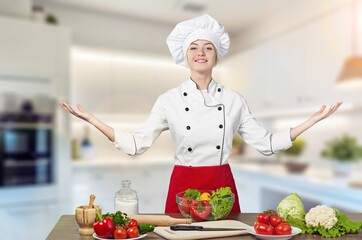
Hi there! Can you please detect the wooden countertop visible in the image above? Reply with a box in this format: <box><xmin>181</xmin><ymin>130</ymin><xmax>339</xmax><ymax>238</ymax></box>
<box><xmin>46</xmin><ymin>213</ymin><xmax>362</xmax><ymax>239</ymax></box>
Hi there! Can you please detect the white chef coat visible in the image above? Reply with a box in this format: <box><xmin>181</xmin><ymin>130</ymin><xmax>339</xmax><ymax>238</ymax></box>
<box><xmin>113</xmin><ymin>78</ymin><xmax>292</xmax><ymax>166</ymax></box>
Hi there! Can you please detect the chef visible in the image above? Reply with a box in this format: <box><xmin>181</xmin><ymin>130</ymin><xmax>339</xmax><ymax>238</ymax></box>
<box><xmin>59</xmin><ymin>14</ymin><xmax>342</xmax><ymax>213</ymax></box>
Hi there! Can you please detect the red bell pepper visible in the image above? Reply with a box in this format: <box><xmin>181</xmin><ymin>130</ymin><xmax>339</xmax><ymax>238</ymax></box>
<box><xmin>190</xmin><ymin>200</ymin><xmax>211</xmax><ymax>221</ymax></box>
<box><xmin>94</xmin><ymin>211</ymin><xmax>115</xmax><ymax>238</ymax></box>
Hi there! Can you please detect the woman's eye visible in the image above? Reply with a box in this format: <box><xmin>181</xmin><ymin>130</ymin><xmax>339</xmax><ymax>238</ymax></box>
<box><xmin>190</xmin><ymin>47</ymin><xmax>197</xmax><ymax>50</ymax></box>
<box><xmin>206</xmin><ymin>47</ymin><xmax>214</xmax><ymax>51</ymax></box>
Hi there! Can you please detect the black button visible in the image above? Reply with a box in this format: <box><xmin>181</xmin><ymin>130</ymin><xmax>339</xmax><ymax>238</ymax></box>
<box><xmin>217</xmin><ymin>88</ymin><xmax>221</xmax><ymax>92</ymax></box>
<box><xmin>183</xmin><ymin>92</ymin><xmax>188</xmax><ymax>96</ymax></box>
<box><xmin>186</xmin><ymin>126</ymin><xmax>191</xmax><ymax>130</ymax></box>
<box><xmin>188</xmin><ymin>147</ymin><xmax>192</xmax><ymax>152</ymax></box>
<box><xmin>216</xmin><ymin>145</ymin><xmax>221</xmax><ymax>150</ymax></box>
<box><xmin>219</xmin><ymin>124</ymin><xmax>223</xmax><ymax>129</ymax></box>
<box><xmin>218</xmin><ymin>106</ymin><xmax>222</xmax><ymax>111</ymax></box>
<box><xmin>185</xmin><ymin>107</ymin><xmax>189</xmax><ymax>111</ymax></box>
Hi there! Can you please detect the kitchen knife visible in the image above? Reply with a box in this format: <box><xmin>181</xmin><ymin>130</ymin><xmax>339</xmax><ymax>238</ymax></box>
<box><xmin>170</xmin><ymin>225</ymin><xmax>246</xmax><ymax>231</ymax></box>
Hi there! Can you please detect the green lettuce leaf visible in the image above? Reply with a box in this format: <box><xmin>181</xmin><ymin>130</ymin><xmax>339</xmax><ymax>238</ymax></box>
<box><xmin>286</xmin><ymin>209</ymin><xmax>362</xmax><ymax>238</ymax></box>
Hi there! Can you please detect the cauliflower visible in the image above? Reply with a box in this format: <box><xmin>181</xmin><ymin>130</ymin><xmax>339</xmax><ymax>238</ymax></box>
<box><xmin>305</xmin><ymin>205</ymin><xmax>338</xmax><ymax>229</ymax></box>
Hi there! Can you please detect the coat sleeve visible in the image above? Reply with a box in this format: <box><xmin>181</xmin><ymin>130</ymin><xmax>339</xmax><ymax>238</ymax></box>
<box><xmin>237</xmin><ymin>96</ymin><xmax>292</xmax><ymax>155</ymax></box>
<box><xmin>112</xmin><ymin>95</ymin><xmax>169</xmax><ymax>155</ymax></box>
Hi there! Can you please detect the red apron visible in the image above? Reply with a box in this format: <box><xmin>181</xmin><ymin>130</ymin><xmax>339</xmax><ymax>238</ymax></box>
<box><xmin>165</xmin><ymin>164</ymin><xmax>241</xmax><ymax>213</ymax></box>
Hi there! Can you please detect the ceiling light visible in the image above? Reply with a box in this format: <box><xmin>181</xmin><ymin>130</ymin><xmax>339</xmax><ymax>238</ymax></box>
<box><xmin>336</xmin><ymin>0</ymin><xmax>362</xmax><ymax>87</ymax></box>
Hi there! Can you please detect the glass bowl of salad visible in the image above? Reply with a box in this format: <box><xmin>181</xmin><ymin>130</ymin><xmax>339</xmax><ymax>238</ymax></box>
<box><xmin>176</xmin><ymin>187</ymin><xmax>235</xmax><ymax>221</ymax></box>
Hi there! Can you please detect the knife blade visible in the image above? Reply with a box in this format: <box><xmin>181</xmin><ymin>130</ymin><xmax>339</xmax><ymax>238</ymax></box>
<box><xmin>170</xmin><ymin>225</ymin><xmax>246</xmax><ymax>231</ymax></box>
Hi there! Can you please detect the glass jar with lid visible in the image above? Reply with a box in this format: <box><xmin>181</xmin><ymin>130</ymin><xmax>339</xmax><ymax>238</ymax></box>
<box><xmin>114</xmin><ymin>179</ymin><xmax>139</xmax><ymax>215</ymax></box>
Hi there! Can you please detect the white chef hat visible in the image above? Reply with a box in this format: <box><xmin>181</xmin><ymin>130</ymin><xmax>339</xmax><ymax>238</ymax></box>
<box><xmin>166</xmin><ymin>14</ymin><xmax>230</xmax><ymax>67</ymax></box>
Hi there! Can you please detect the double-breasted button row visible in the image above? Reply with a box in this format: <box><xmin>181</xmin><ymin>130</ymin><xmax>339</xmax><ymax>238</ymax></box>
<box><xmin>188</xmin><ymin>145</ymin><xmax>221</xmax><ymax>152</ymax></box>
<box><xmin>186</xmin><ymin>124</ymin><xmax>221</xmax><ymax>130</ymax></box>
<box><xmin>184</xmin><ymin>106</ymin><xmax>222</xmax><ymax>113</ymax></box>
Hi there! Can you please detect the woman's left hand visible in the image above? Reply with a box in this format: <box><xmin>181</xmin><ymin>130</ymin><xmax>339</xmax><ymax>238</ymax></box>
<box><xmin>290</xmin><ymin>101</ymin><xmax>343</xmax><ymax>141</ymax></box>
<box><xmin>310</xmin><ymin>101</ymin><xmax>343</xmax><ymax>123</ymax></box>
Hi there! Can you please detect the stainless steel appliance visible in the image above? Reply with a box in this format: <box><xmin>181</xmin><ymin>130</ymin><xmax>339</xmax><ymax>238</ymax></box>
<box><xmin>0</xmin><ymin>98</ymin><xmax>54</xmax><ymax>187</ymax></box>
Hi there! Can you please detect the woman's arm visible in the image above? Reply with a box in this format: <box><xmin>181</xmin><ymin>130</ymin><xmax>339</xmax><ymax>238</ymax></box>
<box><xmin>59</xmin><ymin>102</ymin><xmax>115</xmax><ymax>142</ymax></box>
<box><xmin>290</xmin><ymin>101</ymin><xmax>343</xmax><ymax>141</ymax></box>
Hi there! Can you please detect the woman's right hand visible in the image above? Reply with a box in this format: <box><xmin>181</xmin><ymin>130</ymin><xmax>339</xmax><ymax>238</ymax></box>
<box><xmin>59</xmin><ymin>102</ymin><xmax>93</xmax><ymax>122</ymax></box>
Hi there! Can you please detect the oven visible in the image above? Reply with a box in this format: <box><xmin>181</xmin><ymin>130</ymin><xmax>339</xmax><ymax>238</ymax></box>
<box><xmin>0</xmin><ymin>102</ymin><xmax>54</xmax><ymax>187</ymax></box>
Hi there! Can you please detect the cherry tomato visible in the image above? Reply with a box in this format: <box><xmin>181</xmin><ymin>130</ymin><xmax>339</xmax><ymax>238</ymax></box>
<box><xmin>113</xmin><ymin>227</ymin><xmax>127</xmax><ymax>239</ymax></box>
<box><xmin>269</xmin><ymin>215</ymin><xmax>284</xmax><ymax>227</ymax></box>
<box><xmin>263</xmin><ymin>209</ymin><xmax>278</xmax><ymax>216</ymax></box>
<box><xmin>125</xmin><ymin>218</ymin><xmax>138</xmax><ymax>229</ymax></box>
<box><xmin>254</xmin><ymin>222</ymin><xmax>273</xmax><ymax>235</ymax></box>
<box><xmin>127</xmin><ymin>226</ymin><xmax>140</xmax><ymax>238</ymax></box>
<box><xmin>179</xmin><ymin>197</ymin><xmax>195</xmax><ymax>214</ymax></box>
<box><xmin>256</xmin><ymin>213</ymin><xmax>270</xmax><ymax>224</ymax></box>
<box><xmin>274</xmin><ymin>222</ymin><xmax>292</xmax><ymax>235</ymax></box>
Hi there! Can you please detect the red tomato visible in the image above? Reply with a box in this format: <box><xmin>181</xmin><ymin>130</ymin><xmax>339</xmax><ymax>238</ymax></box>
<box><xmin>179</xmin><ymin>197</ymin><xmax>195</xmax><ymax>214</ymax></box>
<box><xmin>269</xmin><ymin>215</ymin><xmax>284</xmax><ymax>227</ymax></box>
<box><xmin>256</xmin><ymin>213</ymin><xmax>270</xmax><ymax>224</ymax></box>
<box><xmin>125</xmin><ymin>218</ymin><xmax>138</xmax><ymax>229</ymax></box>
<box><xmin>127</xmin><ymin>226</ymin><xmax>140</xmax><ymax>238</ymax></box>
<box><xmin>254</xmin><ymin>222</ymin><xmax>273</xmax><ymax>235</ymax></box>
<box><xmin>113</xmin><ymin>227</ymin><xmax>127</xmax><ymax>239</ymax></box>
<box><xmin>274</xmin><ymin>222</ymin><xmax>292</xmax><ymax>235</ymax></box>
<box><xmin>263</xmin><ymin>209</ymin><xmax>278</xmax><ymax>216</ymax></box>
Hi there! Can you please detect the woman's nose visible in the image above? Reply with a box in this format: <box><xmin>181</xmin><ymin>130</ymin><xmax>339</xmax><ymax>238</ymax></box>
<box><xmin>197</xmin><ymin>50</ymin><xmax>205</xmax><ymax>56</ymax></box>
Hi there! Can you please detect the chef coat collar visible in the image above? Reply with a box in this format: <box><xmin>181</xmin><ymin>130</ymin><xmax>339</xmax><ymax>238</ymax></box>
<box><xmin>186</xmin><ymin>78</ymin><xmax>217</xmax><ymax>94</ymax></box>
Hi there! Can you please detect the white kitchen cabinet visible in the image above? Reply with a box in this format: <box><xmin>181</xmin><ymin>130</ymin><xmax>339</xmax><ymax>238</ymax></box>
<box><xmin>304</xmin><ymin>7</ymin><xmax>359</xmax><ymax>106</ymax></box>
<box><xmin>0</xmin><ymin>16</ymin><xmax>70</xmax><ymax>78</ymax></box>
<box><xmin>72</xmin><ymin>162</ymin><xmax>173</xmax><ymax>214</ymax></box>
<box><xmin>72</xmin><ymin>53</ymin><xmax>114</xmax><ymax>112</ymax></box>
<box><xmin>0</xmin><ymin>201</ymin><xmax>58</xmax><ymax>240</ymax></box>
<box><xmin>224</xmin><ymin>6</ymin><xmax>357</xmax><ymax>114</ymax></box>
<box><xmin>264</xmin><ymin>29</ymin><xmax>307</xmax><ymax>110</ymax></box>
<box><xmin>234</xmin><ymin>46</ymin><xmax>270</xmax><ymax>112</ymax></box>
<box><xmin>71</xmin><ymin>48</ymin><xmax>188</xmax><ymax>114</ymax></box>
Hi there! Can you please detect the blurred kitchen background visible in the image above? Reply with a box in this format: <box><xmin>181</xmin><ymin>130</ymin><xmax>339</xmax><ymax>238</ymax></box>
<box><xmin>1</xmin><ymin>0</ymin><xmax>362</xmax><ymax>239</ymax></box>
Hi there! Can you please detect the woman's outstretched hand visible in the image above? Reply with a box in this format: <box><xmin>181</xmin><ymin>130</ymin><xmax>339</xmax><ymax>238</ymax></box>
<box><xmin>59</xmin><ymin>102</ymin><xmax>93</xmax><ymax>122</ymax></box>
<box><xmin>310</xmin><ymin>101</ymin><xmax>343</xmax><ymax>123</ymax></box>
<box><xmin>290</xmin><ymin>101</ymin><xmax>343</xmax><ymax>141</ymax></box>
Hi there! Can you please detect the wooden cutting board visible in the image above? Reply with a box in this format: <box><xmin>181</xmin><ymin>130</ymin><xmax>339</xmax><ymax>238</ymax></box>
<box><xmin>153</xmin><ymin>220</ymin><xmax>251</xmax><ymax>240</ymax></box>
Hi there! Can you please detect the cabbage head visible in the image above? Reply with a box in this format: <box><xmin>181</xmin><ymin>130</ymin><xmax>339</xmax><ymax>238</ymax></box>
<box><xmin>277</xmin><ymin>193</ymin><xmax>305</xmax><ymax>221</ymax></box>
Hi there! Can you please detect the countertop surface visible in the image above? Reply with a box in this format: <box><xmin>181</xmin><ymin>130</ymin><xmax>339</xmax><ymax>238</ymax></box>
<box><xmin>46</xmin><ymin>213</ymin><xmax>362</xmax><ymax>239</ymax></box>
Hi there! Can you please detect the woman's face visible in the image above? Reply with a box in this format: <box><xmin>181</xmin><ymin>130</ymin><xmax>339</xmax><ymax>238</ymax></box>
<box><xmin>186</xmin><ymin>40</ymin><xmax>217</xmax><ymax>73</ymax></box>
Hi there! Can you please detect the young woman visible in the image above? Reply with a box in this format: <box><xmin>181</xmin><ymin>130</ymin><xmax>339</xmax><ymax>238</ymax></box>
<box><xmin>60</xmin><ymin>14</ymin><xmax>342</xmax><ymax>213</ymax></box>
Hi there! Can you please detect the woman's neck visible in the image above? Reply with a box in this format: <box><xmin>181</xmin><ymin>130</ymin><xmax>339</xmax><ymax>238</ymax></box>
<box><xmin>190</xmin><ymin>72</ymin><xmax>212</xmax><ymax>90</ymax></box>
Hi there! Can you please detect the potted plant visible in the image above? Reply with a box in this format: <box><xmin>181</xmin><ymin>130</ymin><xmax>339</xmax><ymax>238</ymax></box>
<box><xmin>281</xmin><ymin>138</ymin><xmax>306</xmax><ymax>157</ymax></box>
<box><xmin>232</xmin><ymin>135</ymin><xmax>245</xmax><ymax>155</ymax></box>
<box><xmin>278</xmin><ymin>138</ymin><xmax>307</xmax><ymax>173</ymax></box>
<box><xmin>321</xmin><ymin>134</ymin><xmax>362</xmax><ymax>176</ymax></box>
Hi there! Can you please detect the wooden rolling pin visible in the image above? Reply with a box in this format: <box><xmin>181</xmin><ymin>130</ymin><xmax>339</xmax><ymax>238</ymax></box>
<box><xmin>129</xmin><ymin>215</ymin><xmax>192</xmax><ymax>226</ymax></box>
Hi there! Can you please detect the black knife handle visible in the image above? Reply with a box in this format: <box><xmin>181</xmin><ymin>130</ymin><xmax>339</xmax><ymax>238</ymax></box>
<box><xmin>170</xmin><ymin>225</ymin><xmax>203</xmax><ymax>231</ymax></box>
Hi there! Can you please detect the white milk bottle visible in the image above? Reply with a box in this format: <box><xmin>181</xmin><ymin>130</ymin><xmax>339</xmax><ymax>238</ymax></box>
<box><xmin>114</xmin><ymin>180</ymin><xmax>139</xmax><ymax>215</ymax></box>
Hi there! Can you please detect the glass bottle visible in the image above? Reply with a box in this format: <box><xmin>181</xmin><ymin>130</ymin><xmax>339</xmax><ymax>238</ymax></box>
<box><xmin>81</xmin><ymin>126</ymin><xmax>93</xmax><ymax>159</ymax></box>
<box><xmin>114</xmin><ymin>180</ymin><xmax>139</xmax><ymax>215</ymax></box>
